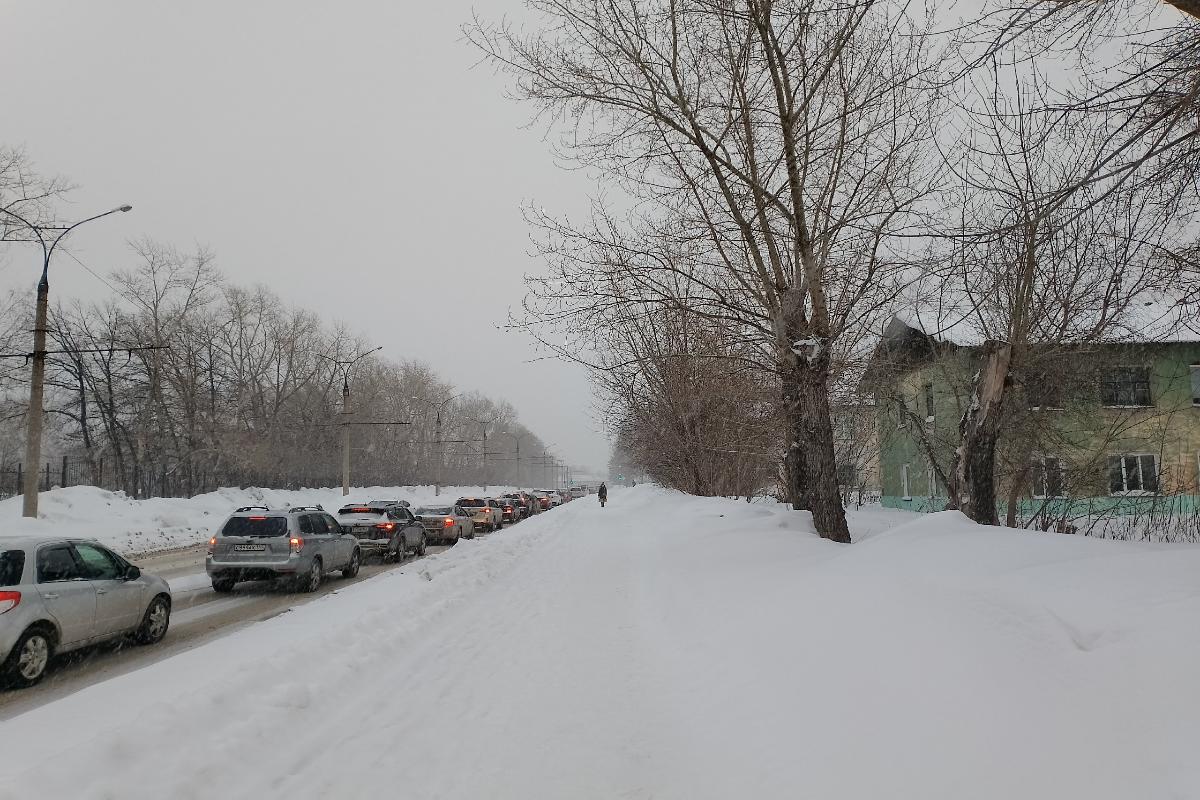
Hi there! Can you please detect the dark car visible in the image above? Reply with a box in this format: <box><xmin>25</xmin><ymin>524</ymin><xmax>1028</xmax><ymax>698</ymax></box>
<box><xmin>493</xmin><ymin>497</ymin><xmax>519</xmax><ymax>525</ymax></box>
<box><xmin>503</xmin><ymin>492</ymin><xmax>536</xmax><ymax>519</ymax></box>
<box><xmin>336</xmin><ymin>501</ymin><xmax>427</xmax><ymax>561</ymax></box>
<box><xmin>501</xmin><ymin>493</ymin><xmax>524</xmax><ymax>519</ymax></box>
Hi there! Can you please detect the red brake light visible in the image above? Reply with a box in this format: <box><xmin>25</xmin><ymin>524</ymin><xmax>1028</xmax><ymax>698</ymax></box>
<box><xmin>290</xmin><ymin>536</ymin><xmax>303</xmax><ymax>552</ymax></box>
<box><xmin>207</xmin><ymin>536</ymin><xmax>216</xmax><ymax>555</ymax></box>
<box><xmin>482</xmin><ymin>507</ymin><xmax>491</xmax><ymax>513</ymax></box>
<box><xmin>249</xmin><ymin>516</ymin><xmax>267</xmax><ymax>521</ymax></box>
<box><xmin>375</xmin><ymin>522</ymin><xmax>396</xmax><ymax>531</ymax></box>
<box><xmin>0</xmin><ymin>591</ymin><xmax>21</xmax><ymax>615</ymax></box>
<box><xmin>444</xmin><ymin>517</ymin><xmax>455</xmax><ymax>527</ymax></box>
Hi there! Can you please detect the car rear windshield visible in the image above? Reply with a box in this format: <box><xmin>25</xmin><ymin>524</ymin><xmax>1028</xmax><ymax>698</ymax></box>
<box><xmin>415</xmin><ymin>507</ymin><xmax>452</xmax><ymax>516</ymax></box>
<box><xmin>221</xmin><ymin>516</ymin><xmax>289</xmax><ymax>537</ymax></box>
<box><xmin>0</xmin><ymin>550</ymin><xmax>25</xmax><ymax>587</ymax></box>
<box><xmin>458</xmin><ymin>498</ymin><xmax>484</xmax><ymax>507</ymax></box>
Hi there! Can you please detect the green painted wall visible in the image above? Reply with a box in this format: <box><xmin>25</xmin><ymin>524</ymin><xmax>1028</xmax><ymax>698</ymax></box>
<box><xmin>874</xmin><ymin>341</ymin><xmax>1200</xmax><ymax>514</ymax></box>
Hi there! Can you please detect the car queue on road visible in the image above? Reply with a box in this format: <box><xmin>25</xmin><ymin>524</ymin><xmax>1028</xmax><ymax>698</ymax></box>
<box><xmin>1</xmin><ymin>484</ymin><xmax>594</xmax><ymax>689</ymax></box>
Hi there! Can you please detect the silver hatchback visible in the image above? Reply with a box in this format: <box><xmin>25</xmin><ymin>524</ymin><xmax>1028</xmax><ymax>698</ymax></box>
<box><xmin>206</xmin><ymin>505</ymin><xmax>361</xmax><ymax>593</ymax></box>
<box><xmin>0</xmin><ymin>536</ymin><xmax>172</xmax><ymax>688</ymax></box>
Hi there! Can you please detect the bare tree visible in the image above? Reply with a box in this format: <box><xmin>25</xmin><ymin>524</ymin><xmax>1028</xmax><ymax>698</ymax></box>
<box><xmin>468</xmin><ymin>0</ymin><xmax>946</xmax><ymax>540</ymax></box>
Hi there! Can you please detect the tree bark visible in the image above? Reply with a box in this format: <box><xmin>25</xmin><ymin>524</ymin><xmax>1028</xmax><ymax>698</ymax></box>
<box><xmin>952</xmin><ymin>343</ymin><xmax>1012</xmax><ymax>526</ymax></box>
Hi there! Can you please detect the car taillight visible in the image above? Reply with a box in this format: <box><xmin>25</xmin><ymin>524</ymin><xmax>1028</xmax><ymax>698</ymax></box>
<box><xmin>207</xmin><ymin>536</ymin><xmax>216</xmax><ymax>555</ymax></box>
<box><xmin>375</xmin><ymin>522</ymin><xmax>396</xmax><ymax>531</ymax></box>
<box><xmin>0</xmin><ymin>591</ymin><xmax>20</xmax><ymax>614</ymax></box>
<box><xmin>290</xmin><ymin>536</ymin><xmax>303</xmax><ymax>552</ymax></box>
<box><xmin>444</xmin><ymin>517</ymin><xmax>455</xmax><ymax>527</ymax></box>
<box><xmin>482</xmin><ymin>507</ymin><xmax>491</xmax><ymax>513</ymax></box>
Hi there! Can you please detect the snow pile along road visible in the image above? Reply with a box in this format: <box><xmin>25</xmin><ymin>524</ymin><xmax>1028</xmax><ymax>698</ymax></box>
<box><xmin>3</xmin><ymin>485</ymin><xmax>1199</xmax><ymax>799</ymax></box>
<box><xmin>0</xmin><ymin>484</ymin><xmax>520</xmax><ymax>554</ymax></box>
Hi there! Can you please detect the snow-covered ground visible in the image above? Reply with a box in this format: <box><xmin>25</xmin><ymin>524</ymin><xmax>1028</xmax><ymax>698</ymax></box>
<box><xmin>3</xmin><ymin>485</ymin><xmax>1199</xmax><ymax>799</ymax></box>
<box><xmin>0</xmin><ymin>484</ymin><xmax>522</xmax><ymax>554</ymax></box>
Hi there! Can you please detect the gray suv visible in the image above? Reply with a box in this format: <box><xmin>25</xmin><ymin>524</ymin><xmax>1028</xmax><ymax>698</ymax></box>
<box><xmin>0</xmin><ymin>536</ymin><xmax>172</xmax><ymax>688</ymax></box>
<box><xmin>206</xmin><ymin>506</ymin><xmax>361</xmax><ymax>593</ymax></box>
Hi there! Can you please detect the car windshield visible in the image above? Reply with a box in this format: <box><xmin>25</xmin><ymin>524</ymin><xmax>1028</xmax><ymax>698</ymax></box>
<box><xmin>221</xmin><ymin>516</ymin><xmax>289</xmax><ymax>537</ymax></box>
<box><xmin>415</xmin><ymin>507</ymin><xmax>452</xmax><ymax>516</ymax></box>
<box><xmin>458</xmin><ymin>498</ymin><xmax>484</xmax><ymax>507</ymax></box>
<box><xmin>0</xmin><ymin>550</ymin><xmax>26</xmax><ymax>587</ymax></box>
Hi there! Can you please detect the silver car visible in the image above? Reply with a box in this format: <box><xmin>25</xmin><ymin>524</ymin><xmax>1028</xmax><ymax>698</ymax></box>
<box><xmin>413</xmin><ymin>505</ymin><xmax>475</xmax><ymax>545</ymax></box>
<box><xmin>206</xmin><ymin>505</ymin><xmax>361</xmax><ymax>593</ymax></box>
<box><xmin>0</xmin><ymin>536</ymin><xmax>172</xmax><ymax>688</ymax></box>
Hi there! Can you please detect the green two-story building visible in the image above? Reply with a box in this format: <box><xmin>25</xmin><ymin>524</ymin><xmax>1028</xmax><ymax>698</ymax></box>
<box><xmin>862</xmin><ymin>312</ymin><xmax>1200</xmax><ymax>523</ymax></box>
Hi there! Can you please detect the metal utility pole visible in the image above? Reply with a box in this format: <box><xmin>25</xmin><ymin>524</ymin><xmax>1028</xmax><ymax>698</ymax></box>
<box><xmin>318</xmin><ymin>347</ymin><xmax>382</xmax><ymax>496</ymax></box>
<box><xmin>0</xmin><ymin>204</ymin><xmax>133</xmax><ymax>518</ymax></box>
<box><xmin>341</xmin><ymin>380</ymin><xmax>351</xmax><ymax>496</ymax></box>
<box><xmin>468</xmin><ymin>413</ymin><xmax>500</xmax><ymax>491</ymax></box>
<box><xmin>500</xmin><ymin>430</ymin><xmax>523</xmax><ymax>487</ymax></box>
<box><xmin>413</xmin><ymin>392</ymin><xmax>463</xmax><ymax>495</ymax></box>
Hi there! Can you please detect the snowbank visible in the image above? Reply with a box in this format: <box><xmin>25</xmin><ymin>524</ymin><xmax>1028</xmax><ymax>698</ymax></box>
<box><xmin>0</xmin><ymin>484</ymin><xmax>521</xmax><ymax>555</ymax></box>
<box><xmin>2</xmin><ymin>485</ymin><xmax>1198</xmax><ymax>799</ymax></box>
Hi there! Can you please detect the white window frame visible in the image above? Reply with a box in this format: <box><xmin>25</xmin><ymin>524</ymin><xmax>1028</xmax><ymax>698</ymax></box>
<box><xmin>901</xmin><ymin>464</ymin><xmax>911</xmax><ymax>500</ymax></box>
<box><xmin>1030</xmin><ymin>455</ymin><xmax>1066</xmax><ymax>499</ymax></box>
<box><xmin>1107</xmin><ymin>453</ymin><xmax>1160</xmax><ymax>496</ymax></box>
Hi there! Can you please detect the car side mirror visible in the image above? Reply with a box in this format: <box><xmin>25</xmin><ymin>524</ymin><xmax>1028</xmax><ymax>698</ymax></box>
<box><xmin>125</xmin><ymin>565</ymin><xmax>142</xmax><ymax>581</ymax></box>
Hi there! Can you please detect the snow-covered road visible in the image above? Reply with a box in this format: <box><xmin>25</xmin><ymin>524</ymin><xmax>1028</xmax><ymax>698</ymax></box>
<box><xmin>3</xmin><ymin>486</ymin><xmax>1199</xmax><ymax>799</ymax></box>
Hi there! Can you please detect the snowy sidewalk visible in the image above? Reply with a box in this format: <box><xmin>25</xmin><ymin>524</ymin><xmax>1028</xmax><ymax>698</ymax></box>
<box><xmin>3</xmin><ymin>486</ymin><xmax>1199</xmax><ymax>799</ymax></box>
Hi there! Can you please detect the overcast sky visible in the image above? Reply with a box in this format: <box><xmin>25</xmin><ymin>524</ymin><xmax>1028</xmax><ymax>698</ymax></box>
<box><xmin>0</xmin><ymin>0</ymin><xmax>611</xmax><ymax>473</ymax></box>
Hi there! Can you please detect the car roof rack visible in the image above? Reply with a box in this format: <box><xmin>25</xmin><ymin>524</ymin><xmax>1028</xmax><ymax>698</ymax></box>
<box><xmin>287</xmin><ymin>505</ymin><xmax>326</xmax><ymax>513</ymax></box>
<box><xmin>234</xmin><ymin>505</ymin><xmax>271</xmax><ymax>513</ymax></box>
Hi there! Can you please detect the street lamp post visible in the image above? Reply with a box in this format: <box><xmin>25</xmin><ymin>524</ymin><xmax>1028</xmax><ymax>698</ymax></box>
<box><xmin>413</xmin><ymin>392</ymin><xmax>463</xmax><ymax>495</ymax></box>
<box><xmin>0</xmin><ymin>204</ymin><xmax>133</xmax><ymax>518</ymax></box>
<box><xmin>318</xmin><ymin>347</ymin><xmax>382</xmax><ymax>496</ymax></box>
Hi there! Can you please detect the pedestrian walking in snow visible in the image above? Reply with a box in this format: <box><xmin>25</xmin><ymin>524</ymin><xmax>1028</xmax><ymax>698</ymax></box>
<box><xmin>598</xmin><ymin>482</ymin><xmax>608</xmax><ymax>508</ymax></box>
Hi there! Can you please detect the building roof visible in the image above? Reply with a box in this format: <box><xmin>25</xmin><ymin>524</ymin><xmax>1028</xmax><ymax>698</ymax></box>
<box><xmin>888</xmin><ymin>296</ymin><xmax>1199</xmax><ymax>348</ymax></box>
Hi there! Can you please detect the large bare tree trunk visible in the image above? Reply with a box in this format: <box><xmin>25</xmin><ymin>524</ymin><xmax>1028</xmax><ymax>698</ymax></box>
<box><xmin>779</xmin><ymin>294</ymin><xmax>849</xmax><ymax>540</ymax></box>
<box><xmin>952</xmin><ymin>343</ymin><xmax>1012</xmax><ymax>525</ymax></box>
<box><xmin>796</xmin><ymin>361</ymin><xmax>851</xmax><ymax>542</ymax></box>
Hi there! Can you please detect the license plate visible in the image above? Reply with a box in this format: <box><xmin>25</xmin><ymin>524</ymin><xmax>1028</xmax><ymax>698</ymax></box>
<box><xmin>233</xmin><ymin>544</ymin><xmax>266</xmax><ymax>552</ymax></box>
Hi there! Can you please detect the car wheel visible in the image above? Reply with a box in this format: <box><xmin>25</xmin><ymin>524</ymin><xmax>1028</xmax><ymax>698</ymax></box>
<box><xmin>211</xmin><ymin>578</ymin><xmax>236</xmax><ymax>593</ymax></box>
<box><xmin>299</xmin><ymin>558</ymin><xmax>322</xmax><ymax>593</ymax></box>
<box><xmin>342</xmin><ymin>549</ymin><xmax>361</xmax><ymax>579</ymax></box>
<box><xmin>391</xmin><ymin>537</ymin><xmax>405</xmax><ymax>562</ymax></box>
<box><xmin>467</xmin><ymin>525</ymin><xmax>475</xmax><ymax>540</ymax></box>
<box><xmin>416</xmin><ymin>535</ymin><xmax>427</xmax><ymax>556</ymax></box>
<box><xmin>135</xmin><ymin>595</ymin><xmax>171</xmax><ymax>645</ymax></box>
<box><xmin>3</xmin><ymin>627</ymin><xmax>53</xmax><ymax>688</ymax></box>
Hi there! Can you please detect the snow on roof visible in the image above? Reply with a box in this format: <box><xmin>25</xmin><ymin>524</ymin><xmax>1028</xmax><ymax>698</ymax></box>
<box><xmin>891</xmin><ymin>308</ymin><xmax>983</xmax><ymax>346</ymax></box>
<box><xmin>887</xmin><ymin>295</ymin><xmax>1199</xmax><ymax>348</ymax></box>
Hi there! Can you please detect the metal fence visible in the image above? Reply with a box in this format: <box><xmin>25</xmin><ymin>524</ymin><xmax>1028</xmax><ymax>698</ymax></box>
<box><xmin>0</xmin><ymin>457</ymin><xmax>104</xmax><ymax>501</ymax></box>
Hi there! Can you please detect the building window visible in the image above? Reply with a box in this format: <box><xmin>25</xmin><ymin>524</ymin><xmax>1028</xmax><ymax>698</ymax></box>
<box><xmin>901</xmin><ymin>464</ymin><xmax>911</xmax><ymax>500</ymax></box>
<box><xmin>927</xmin><ymin>462</ymin><xmax>941</xmax><ymax>498</ymax></box>
<box><xmin>1031</xmin><ymin>456</ymin><xmax>1065</xmax><ymax>498</ymax></box>
<box><xmin>837</xmin><ymin>463</ymin><xmax>858</xmax><ymax>487</ymax></box>
<box><xmin>1100</xmin><ymin>366</ymin><xmax>1152</xmax><ymax>407</ymax></box>
<box><xmin>1107</xmin><ymin>454</ymin><xmax>1159</xmax><ymax>495</ymax></box>
<box><xmin>923</xmin><ymin>383</ymin><xmax>935</xmax><ymax>421</ymax></box>
<box><xmin>1026</xmin><ymin>372</ymin><xmax>1064</xmax><ymax>410</ymax></box>
<box><xmin>1190</xmin><ymin>364</ymin><xmax>1199</xmax><ymax>406</ymax></box>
